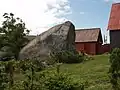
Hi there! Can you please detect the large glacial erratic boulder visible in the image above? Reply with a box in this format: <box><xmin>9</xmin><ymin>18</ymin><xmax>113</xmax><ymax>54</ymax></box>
<box><xmin>19</xmin><ymin>21</ymin><xmax>76</xmax><ymax>62</ymax></box>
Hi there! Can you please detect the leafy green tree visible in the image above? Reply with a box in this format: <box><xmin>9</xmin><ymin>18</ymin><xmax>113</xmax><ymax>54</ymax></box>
<box><xmin>109</xmin><ymin>48</ymin><xmax>120</xmax><ymax>90</ymax></box>
<box><xmin>0</xmin><ymin>13</ymin><xmax>30</xmax><ymax>60</ymax></box>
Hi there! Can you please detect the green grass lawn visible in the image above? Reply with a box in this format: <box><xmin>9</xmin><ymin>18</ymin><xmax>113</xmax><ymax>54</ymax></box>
<box><xmin>14</xmin><ymin>54</ymin><xmax>111</xmax><ymax>90</ymax></box>
<box><xmin>59</xmin><ymin>54</ymin><xmax>111</xmax><ymax>90</ymax></box>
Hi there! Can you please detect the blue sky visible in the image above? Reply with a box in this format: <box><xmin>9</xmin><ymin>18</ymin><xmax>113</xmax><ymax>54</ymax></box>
<box><xmin>69</xmin><ymin>0</ymin><xmax>111</xmax><ymax>29</ymax></box>
<box><xmin>0</xmin><ymin>0</ymin><xmax>119</xmax><ymax>43</ymax></box>
<box><xmin>65</xmin><ymin>0</ymin><xmax>118</xmax><ymax>43</ymax></box>
<box><xmin>60</xmin><ymin>0</ymin><xmax>120</xmax><ymax>43</ymax></box>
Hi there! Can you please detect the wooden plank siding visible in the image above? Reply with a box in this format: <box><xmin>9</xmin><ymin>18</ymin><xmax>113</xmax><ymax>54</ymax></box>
<box><xmin>75</xmin><ymin>42</ymin><xmax>97</xmax><ymax>55</ymax></box>
<box><xmin>110</xmin><ymin>30</ymin><xmax>120</xmax><ymax>49</ymax></box>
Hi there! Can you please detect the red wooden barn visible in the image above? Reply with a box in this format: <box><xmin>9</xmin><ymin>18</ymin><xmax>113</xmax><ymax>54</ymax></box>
<box><xmin>75</xmin><ymin>28</ymin><xmax>103</xmax><ymax>55</ymax></box>
<box><xmin>107</xmin><ymin>3</ymin><xmax>120</xmax><ymax>49</ymax></box>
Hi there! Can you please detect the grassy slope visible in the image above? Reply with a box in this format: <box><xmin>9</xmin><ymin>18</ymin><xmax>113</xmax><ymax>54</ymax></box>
<box><xmin>59</xmin><ymin>54</ymin><xmax>111</xmax><ymax>90</ymax></box>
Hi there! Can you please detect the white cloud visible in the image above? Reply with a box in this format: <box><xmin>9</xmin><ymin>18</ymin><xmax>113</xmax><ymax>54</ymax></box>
<box><xmin>0</xmin><ymin>0</ymin><xmax>72</xmax><ymax>35</ymax></box>
<box><xmin>104</xmin><ymin>0</ymin><xmax>110</xmax><ymax>2</ymax></box>
<box><xmin>104</xmin><ymin>0</ymin><xmax>120</xmax><ymax>2</ymax></box>
<box><xmin>79</xmin><ymin>12</ymin><xmax>85</xmax><ymax>15</ymax></box>
<box><xmin>113</xmin><ymin>0</ymin><xmax>120</xmax><ymax>2</ymax></box>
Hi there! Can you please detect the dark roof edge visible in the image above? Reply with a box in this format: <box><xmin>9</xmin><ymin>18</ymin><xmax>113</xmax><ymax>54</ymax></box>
<box><xmin>75</xmin><ymin>28</ymin><xmax>101</xmax><ymax>31</ymax></box>
<box><xmin>75</xmin><ymin>41</ymin><xmax>98</xmax><ymax>43</ymax></box>
<box><xmin>112</xmin><ymin>2</ymin><xmax>120</xmax><ymax>5</ymax></box>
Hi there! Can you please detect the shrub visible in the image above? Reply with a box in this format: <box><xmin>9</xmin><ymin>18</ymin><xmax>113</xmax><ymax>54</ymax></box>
<box><xmin>19</xmin><ymin>60</ymin><xmax>44</xmax><ymax>72</ymax></box>
<box><xmin>39</xmin><ymin>64</ymin><xmax>84</xmax><ymax>90</ymax></box>
<box><xmin>42</xmin><ymin>72</ymin><xmax>84</xmax><ymax>90</ymax></box>
<box><xmin>109</xmin><ymin>48</ymin><xmax>120</xmax><ymax>90</ymax></box>
<box><xmin>50</xmin><ymin>50</ymin><xmax>85</xmax><ymax>64</ymax></box>
<box><xmin>0</xmin><ymin>62</ymin><xmax>9</xmax><ymax>90</ymax></box>
<box><xmin>0</xmin><ymin>59</ymin><xmax>85</xmax><ymax>90</ymax></box>
<box><xmin>0</xmin><ymin>60</ymin><xmax>44</xmax><ymax>90</ymax></box>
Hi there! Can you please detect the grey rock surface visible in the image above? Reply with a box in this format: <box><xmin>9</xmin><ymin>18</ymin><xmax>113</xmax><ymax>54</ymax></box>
<box><xmin>19</xmin><ymin>21</ymin><xmax>76</xmax><ymax>62</ymax></box>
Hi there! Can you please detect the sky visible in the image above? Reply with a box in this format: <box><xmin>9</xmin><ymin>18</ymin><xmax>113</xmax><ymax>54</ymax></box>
<box><xmin>0</xmin><ymin>0</ymin><xmax>120</xmax><ymax>43</ymax></box>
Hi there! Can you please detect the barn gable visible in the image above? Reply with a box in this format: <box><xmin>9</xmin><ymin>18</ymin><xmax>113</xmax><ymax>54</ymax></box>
<box><xmin>75</xmin><ymin>28</ymin><xmax>103</xmax><ymax>55</ymax></box>
<box><xmin>75</xmin><ymin>28</ymin><xmax>103</xmax><ymax>43</ymax></box>
<box><xmin>107</xmin><ymin>3</ymin><xmax>120</xmax><ymax>30</ymax></box>
<box><xmin>107</xmin><ymin>3</ymin><xmax>120</xmax><ymax>49</ymax></box>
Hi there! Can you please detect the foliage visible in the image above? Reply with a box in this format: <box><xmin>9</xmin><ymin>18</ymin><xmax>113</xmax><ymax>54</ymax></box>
<box><xmin>0</xmin><ymin>62</ymin><xmax>9</xmax><ymax>90</ymax></box>
<box><xmin>41</xmin><ymin>72</ymin><xmax>84</xmax><ymax>90</ymax></box>
<box><xmin>0</xmin><ymin>59</ymin><xmax>84</xmax><ymax>90</ymax></box>
<box><xmin>38</xmin><ymin>63</ymin><xmax>84</xmax><ymax>90</ymax></box>
<box><xmin>78</xmin><ymin>52</ymin><xmax>94</xmax><ymax>61</ymax></box>
<box><xmin>50</xmin><ymin>50</ymin><xmax>85</xmax><ymax>64</ymax></box>
<box><xmin>0</xmin><ymin>60</ymin><xmax>41</xmax><ymax>90</ymax></box>
<box><xmin>0</xmin><ymin>54</ymin><xmax>110</xmax><ymax>90</ymax></box>
<box><xmin>109</xmin><ymin>48</ymin><xmax>120</xmax><ymax>90</ymax></box>
<box><xmin>0</xmin><ymin>13</ymin><xmax>30</xmax><ymax>60</ymax></box>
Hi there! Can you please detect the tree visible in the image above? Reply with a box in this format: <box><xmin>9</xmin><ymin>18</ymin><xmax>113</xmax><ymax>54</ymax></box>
<box><xmin>0</xmin><ymin>13</ymin><xmax>30</xmax><ymax>60</ymax></box>
<box><xmin>109</xmin><ymin>48</ymin><xmax>120</xmax><ymax>90</ymax></box>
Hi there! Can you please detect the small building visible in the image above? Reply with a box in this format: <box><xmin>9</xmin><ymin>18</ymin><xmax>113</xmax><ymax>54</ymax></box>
<box><xmin>75</xmin><ymin>28</ymin><xmax>103</xmax><ymax>55</ymax></box>
<box><xmin>107</xmin><ymin>3</ymin><xmax>120</xmax><ymax>49</ymax></box>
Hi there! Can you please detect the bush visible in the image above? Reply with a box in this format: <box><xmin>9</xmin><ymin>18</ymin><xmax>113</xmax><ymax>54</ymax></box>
<box><xmin>0</xmin><ymin>60</ymin><xmax>44</xmax><ymax>90</ymax></box>
<box><xmin>109</xmin><ymin>48</ymin><xmax>120</xmax><ymax>90</ymax></box>
<box><xmin>39</xmin><ymin>64</ymin><xmax>84</xmax><ymax>90</ymax></box>
<box><xmin>50</xmin><ymin>50</ymin><xmax>85</xmax><ymax>64</ymax></box>
<box><xmin>42</xmin><ymin>72</ymin><xmax>84</xmax><ymax>90</ymax></box>
<box><xmin>0</xmin><ymin>59</ymin><xmax>85</xmax><ymax>90</ymax></box>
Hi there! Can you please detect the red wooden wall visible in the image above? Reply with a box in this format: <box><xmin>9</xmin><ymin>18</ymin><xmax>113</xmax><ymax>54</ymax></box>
<box><xmin>75</xmin><ymin>42</ymin><xmax>110</xmax><ymax>55</ymax></box>
<box><xmin>75</xmin><ymin>42</ymin><xmax>96</xmax><ymax>55</ymax></box>
<box><xmin>101</xmin><ymin>44</ymin><xmax>110</xmax><ymax>53</ymax></box>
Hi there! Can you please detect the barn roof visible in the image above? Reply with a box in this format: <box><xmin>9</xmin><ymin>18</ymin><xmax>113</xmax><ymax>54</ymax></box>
<box><xmin>75</xmin><ymin>28</ymin><xmax>102</xmax><ymax>42</ymax></box>
<box><xmin>107</xmin><ymin>3</ymin><xmax>120</xmax><ymax>30</ymax></box>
